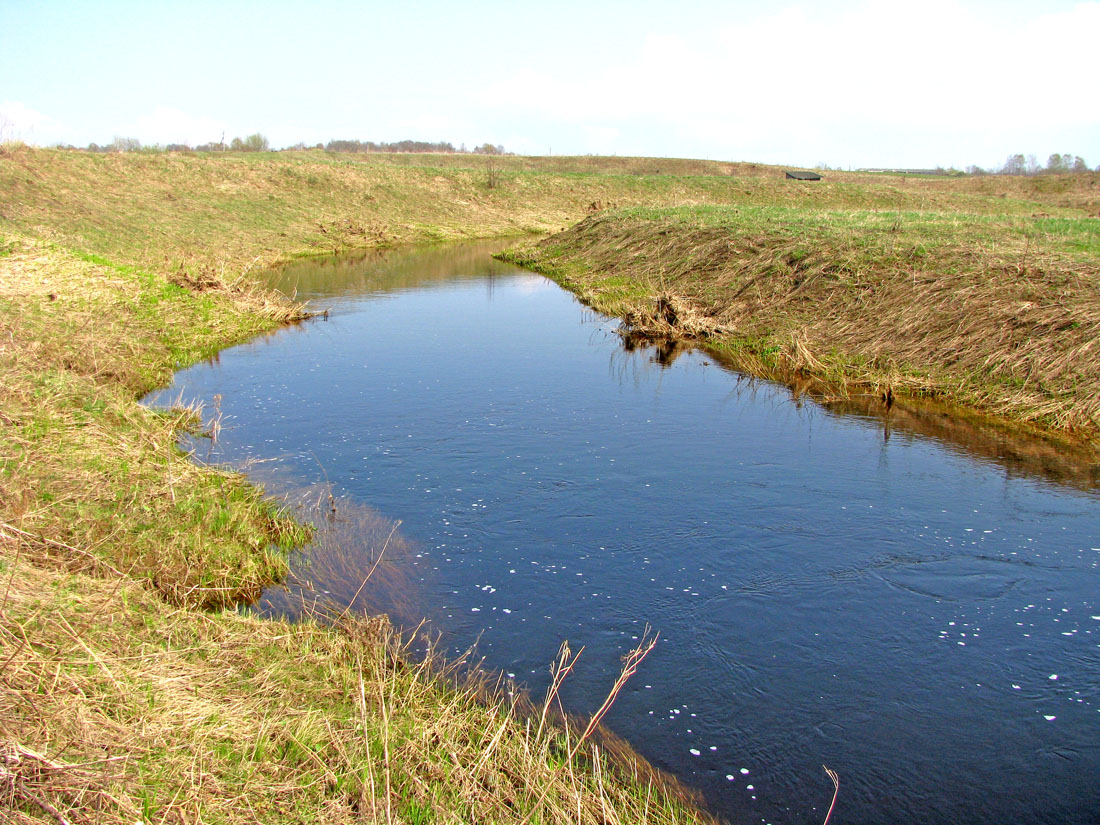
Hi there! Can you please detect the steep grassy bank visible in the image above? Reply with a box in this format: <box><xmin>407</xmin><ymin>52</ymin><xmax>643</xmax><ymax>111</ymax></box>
<box><xmin>501</xmin><ymin>204</ymin><xmax>1100</xmax><ymax>438</ymax></box>
<box><xmin>4</xmin><ymin>146</ymin><xmax>1094</xmax><ymax>281</ymax></box>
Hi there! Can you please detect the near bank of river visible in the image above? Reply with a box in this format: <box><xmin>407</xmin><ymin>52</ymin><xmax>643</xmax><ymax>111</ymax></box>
<box><xmin>149</xmin><ymin>239</ymin><xmax>1100</xmax><ymax>825</ymax></box>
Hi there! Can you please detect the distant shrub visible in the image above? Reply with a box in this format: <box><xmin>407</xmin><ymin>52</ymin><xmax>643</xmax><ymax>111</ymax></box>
<box><xmin>110</xmin><ymin>136</ymin><xmax>142</xmax><ymax>153</ymax></box>
<box><xmin>230</xmin><ymin>133</ymin><xmax>270</xmax><ymax>152</ymax></box>
<box><xmin>321</xmin><ymin>138</ymin><xmax>508</xmax><ymax>155</ymax></box>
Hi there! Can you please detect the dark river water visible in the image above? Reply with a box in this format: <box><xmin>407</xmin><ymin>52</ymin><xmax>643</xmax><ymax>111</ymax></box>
<box><xmin>146</xmin><ymin>239</ymin><xmax>1100</xmax><ymax>825</ymax></box>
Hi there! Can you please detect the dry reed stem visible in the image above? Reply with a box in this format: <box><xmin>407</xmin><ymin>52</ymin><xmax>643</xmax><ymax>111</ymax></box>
<box><xmin>821</xmin><ymin>765</ymin><xmax>840</xmax><ymax>825</ymax></box>
<box><xmin>538</xmin><ymin>642</ymin><xmax>584</xmax><ymax>743</ymax></box>
<box><xmin>569</xmin><ymin>629</ymin><xmax>659</xmax><ymax>762</ymax></box>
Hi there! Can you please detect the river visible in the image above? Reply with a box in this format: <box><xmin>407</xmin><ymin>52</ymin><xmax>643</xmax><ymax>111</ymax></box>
<box><xmin>145</xmin><ymin>239</ymin><xmax>1100</xmax><ymax>825</ymax></box>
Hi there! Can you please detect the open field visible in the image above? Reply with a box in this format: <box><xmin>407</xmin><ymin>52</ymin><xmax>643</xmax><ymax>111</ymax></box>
<box><xmin>4</xmin><ymin>145</ymin><xmax>1096</xmax><ymax>278</ymax></box>
<box><xmin>3</xmin><ymin>144</ymin><xmax>1099</xmax><ymax>822</ymax></box>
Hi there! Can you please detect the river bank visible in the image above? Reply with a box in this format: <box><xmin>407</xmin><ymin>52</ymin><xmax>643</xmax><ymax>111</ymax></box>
<box><xmin>500</xmin><ymin>204</ymin><xmax>1100</xmax><ymax>441</ymax></box>
<box><xmin>132</xmin><ymin>233</ymin><xmax>1100</xmax><ymax>825</ymax></box>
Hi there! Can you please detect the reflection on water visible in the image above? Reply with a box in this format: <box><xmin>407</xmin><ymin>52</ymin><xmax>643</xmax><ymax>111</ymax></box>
<box><xmin>624</xmin><ymin>333</ymin><xmax>1100</xmax><ymax>495</ymax></box>
<box><xmin>823</xmin><ymin>393</ymin><xmax>1100</xmax><ymax>493</ymax></box>
<box><xmin>249</xmin><ymin>471</ymin><xmax>424</xmax><ymax>626</ymax></box>
<box><xmin>147</xmin><ymin>240</ymin><xmax>1100</xmax><ymax>825</ymax></box>
<box><xmin>267</xmin><ymin>239</ymin><xmax>527</xmax><ymax>302</ymax></box>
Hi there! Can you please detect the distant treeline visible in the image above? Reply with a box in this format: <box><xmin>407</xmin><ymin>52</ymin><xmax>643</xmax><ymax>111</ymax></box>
<box><xmin>967</xmin><ymin>153</ymin><xmax>1095</xmax><ymax>176</ymax></box>
<box><xmin>320</xmin><ymin>139</ymin><xmax>506</xmax><ymax>155</ymax></box>
<box><xmin>71</xmin><ymin>134</ymin><xmax>508</xmax><ymax>156</ymax></box>
<box><xmin>856</xmin><ymin>153</ymin><xmax>1096</xmax><ymax>177</ymax></box>
<box><xmin>80</xmin><ymin>133</ymin><xmax>270</xmax><ymax>153</ymax></box>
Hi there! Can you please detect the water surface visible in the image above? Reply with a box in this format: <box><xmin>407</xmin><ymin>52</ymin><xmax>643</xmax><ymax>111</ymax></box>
<box><xmin>148</xmin><ymin>240</ymin><xmax>1100</xmax><ymax>825</ymax></box>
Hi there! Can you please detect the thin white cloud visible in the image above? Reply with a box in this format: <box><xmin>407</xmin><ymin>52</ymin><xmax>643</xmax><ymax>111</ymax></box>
<box><xmin>478</xmin><ymin>0</ymin><xmax>1099</xmax><ymax>165</ymax></box>
<box><xmin>132</xmin><ymin>107</ymin><xmax>226</xmax><ymax>147</ymax></box>
<box><xmin>0</xmin><ymin>100</ymin><xmax>57</xmax><ymax>142</ymax></box>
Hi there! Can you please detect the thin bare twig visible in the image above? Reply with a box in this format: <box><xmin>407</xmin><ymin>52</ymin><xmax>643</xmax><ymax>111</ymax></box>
<box><xmin>568</xmin><ymin>628</ymin><xmax>658</xmax><ymax>761</ymax></box>
<box><xmin>336</xmin><ymin>520</ymin><xmax>401</xmax><ymax>623</ymax></box>
<box><xmin>821</xmin><ymin>765</ymin><xmax>840</xmax><ymax>825</ymax></box>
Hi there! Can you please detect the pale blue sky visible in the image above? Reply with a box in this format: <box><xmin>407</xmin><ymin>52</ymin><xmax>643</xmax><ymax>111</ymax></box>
<box><xmin>2</xmin><ymin>0</ymin><xmax>1097</xmax><ymax>169</ymax></box>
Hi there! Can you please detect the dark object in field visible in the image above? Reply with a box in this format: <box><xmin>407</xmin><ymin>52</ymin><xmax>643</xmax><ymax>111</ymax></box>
<box><xmin>785</xmin><ymin>170</ymin><xmax>822</xmax><ymax>181</ymax></box>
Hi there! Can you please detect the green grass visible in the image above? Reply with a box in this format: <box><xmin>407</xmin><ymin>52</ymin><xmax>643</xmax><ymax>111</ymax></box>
<box><xmin>0</xmin><ymin>236</ymin><xmax>311</xmax><ymax>607</ymax></box>
<box><xmin>614</xmin><ymin>203</ymin><xmax>1100</xmax><ymax>259</ymax></box>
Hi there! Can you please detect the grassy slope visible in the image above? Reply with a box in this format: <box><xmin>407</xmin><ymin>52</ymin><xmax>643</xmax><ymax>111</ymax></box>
<box><xmin>3</xmin><ymin>145</ymin><xmax>1099</xmax><ymax>822</ymax></box>
<box><xmin>6</xmin><ymin>147</ymin><xmax>1091</xmax><ymax>274</ymax></box>
<box><xmin>501</xmin><ymin>196</ymin><xmax>1100</xmax><ymax>438</ymax></box>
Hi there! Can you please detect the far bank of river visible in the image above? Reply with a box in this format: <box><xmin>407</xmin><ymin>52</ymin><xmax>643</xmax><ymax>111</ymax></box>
<box><xmin>501</xmin><ymin>209</ymin><xmax>1100</xmax><ymax>442</ymax></box>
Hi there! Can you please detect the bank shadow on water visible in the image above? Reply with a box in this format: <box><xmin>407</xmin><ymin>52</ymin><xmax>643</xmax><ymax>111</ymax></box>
<box><xmin>595</xmin><ymin>323</ymin><xmax>1100</xmax><ymax>498</ymax></box>
<box><xmin>704</xmin><ymin>350</ymin><xmax>1100</xmax><ymax>496</ymax></box>
<box><xmin>147</xmin><ymin>239</ymin><xmax>1100</xmax><ymax>825</ymax></box>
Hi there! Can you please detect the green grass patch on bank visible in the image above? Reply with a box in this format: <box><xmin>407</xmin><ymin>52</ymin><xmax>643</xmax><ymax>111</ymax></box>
<box><xmin>0</xmin><ymin>234</ymin><xmax>310</xmax><ymax>607</ymax></box>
